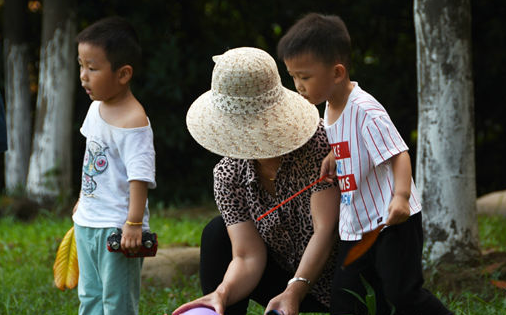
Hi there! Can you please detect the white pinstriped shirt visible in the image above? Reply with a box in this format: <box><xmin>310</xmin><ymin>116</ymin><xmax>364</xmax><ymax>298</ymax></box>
<box><xmin>324</xmin><ymin>83</ymin><xmax>421</xmax><ymax>241</ymax></box>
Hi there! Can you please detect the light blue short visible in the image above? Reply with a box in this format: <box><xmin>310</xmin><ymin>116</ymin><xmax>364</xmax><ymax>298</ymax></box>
<box><xmin>74</xmin><ymin>224</ymin><xmax>143</xmax><ymax>315</ymax></box>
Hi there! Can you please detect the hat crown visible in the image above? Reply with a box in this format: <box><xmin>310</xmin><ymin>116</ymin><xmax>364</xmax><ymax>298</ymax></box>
<box><xmin>212</xmin><ymin>47</ymin><xmax>280</xmax><ymax>97</ymax></box>
<box><xmin>210</xmin><ymin>48</ymin><xmax>283</xmax><ymax>115</ymax></box>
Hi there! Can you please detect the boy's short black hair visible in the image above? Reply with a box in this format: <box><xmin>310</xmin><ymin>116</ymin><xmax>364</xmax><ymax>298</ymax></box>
<box><xmin>76</xmin><ymin>16</ymin><xmax>141</xmax><ymax>73</ymax></box>
<box><xmin>277</xmin><ymin>13</ymin><xmax>351</xmax><ymax>69</ymax></box>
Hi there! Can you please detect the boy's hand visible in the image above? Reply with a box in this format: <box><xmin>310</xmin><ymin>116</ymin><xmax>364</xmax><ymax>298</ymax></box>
<box><xmin>121</xmin><ymin>223</ymin><xmax>142</xmax><ymax>253</ymax></box>
<box><xmin>386</xmin><ymin>194</ymin><xmax>410</xmax><ymax>225</ymax></box>
<box><xmin>320</xmin><ymin>150</ymin><xmax>337</xmax><ymax>184</ymax></box>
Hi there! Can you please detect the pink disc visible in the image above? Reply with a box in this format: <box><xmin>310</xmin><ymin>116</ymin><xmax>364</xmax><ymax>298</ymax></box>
<box><xmin>182</xmin><ymin>307</ymin><xmax>218</xmax><ymax>315</ymax></box>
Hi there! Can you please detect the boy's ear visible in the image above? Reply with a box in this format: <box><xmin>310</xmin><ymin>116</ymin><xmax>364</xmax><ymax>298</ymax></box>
<box><xmin>117</xmin><ymin>65</ymin><xmax>133</xmax><ymax>85</ymax></box>
<box><xmin>333</xmin><ymin>63</ymin><xmax>347</xmax><ymax>84</ymax></box>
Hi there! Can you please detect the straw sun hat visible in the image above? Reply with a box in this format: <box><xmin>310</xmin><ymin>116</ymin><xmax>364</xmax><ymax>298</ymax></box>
<box><xmin>186</xmin><ymin>47</ymin><xmax>320</xmax><ymax>159</ymax></box>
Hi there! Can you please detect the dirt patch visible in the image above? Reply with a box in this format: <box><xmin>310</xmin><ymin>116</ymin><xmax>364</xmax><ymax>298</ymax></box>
<box><xmin>424</xmin><ymin>250</ymin><xmax>506</xmax><ymax>298</ymax></box>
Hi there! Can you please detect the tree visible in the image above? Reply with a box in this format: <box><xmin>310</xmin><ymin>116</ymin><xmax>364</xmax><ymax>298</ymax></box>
<box><xmin>26</xmin><ymin>0</ymin><xmax>77</xmax><ymax>202</ymax></box>
<box><xmin>3</xmin><ymin>0</ymin><xmax>32</xmax><ymax>192</ymax></box>
<box><xmin>414</xmin><ymin>0</ymin><xmax>480</xmax><ymax>263</ymax></box>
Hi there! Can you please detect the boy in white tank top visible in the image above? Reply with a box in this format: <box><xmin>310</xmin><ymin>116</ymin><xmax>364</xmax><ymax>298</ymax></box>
<box><xmin>73</xmin><ymin>17</ymin><xmax>156</xmax><ymax>315</ymax></box>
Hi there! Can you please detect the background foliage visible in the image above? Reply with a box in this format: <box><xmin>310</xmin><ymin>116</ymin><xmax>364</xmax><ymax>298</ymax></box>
<box><xmin>0</xmin><ymin>0</ymin><xmax>504</xmax><ymax>205</ymax></box>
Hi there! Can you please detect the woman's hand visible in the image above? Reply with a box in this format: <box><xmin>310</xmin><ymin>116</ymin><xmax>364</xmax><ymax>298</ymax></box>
<box><xmin>264</xmin><ymin>285</ymin><xmax>302</xmax><ymax>315</ymax></box>
<box><xmin>172</xmin><ymin>292</ymin><xmax>225</xmax><ymax>315</ymax></box>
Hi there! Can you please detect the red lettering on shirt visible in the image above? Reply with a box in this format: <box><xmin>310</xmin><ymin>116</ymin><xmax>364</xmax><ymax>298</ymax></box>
<box><xmin>338</xmin><ymin>174</ymin><xmax>357</xmax><ymax>192</ymax></box>
<box><xmin>331</xmin><ymin>141</ymin><xmax>351</xmax><ymax>160</ymax></box>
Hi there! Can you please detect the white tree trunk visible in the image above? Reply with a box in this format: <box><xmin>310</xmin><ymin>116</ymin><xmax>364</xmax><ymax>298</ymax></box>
<box><xmin>414</xmin><ymin>0</ymin><xmax>480</xmax><ymax>263</ymax></box>
<box><xmin>26</xmin><ymin>10</ymin><xmax>76</xmax><ymax>202</ymax></box>
<box><xmin>3</xmin><ymin>0</ymin><xmax>32</xmax><ymax>192</ymax></box>
<box><xmin>3</xmin><ymin>42</ymin><xmax>32</xmax><ymax>191</ymax></box>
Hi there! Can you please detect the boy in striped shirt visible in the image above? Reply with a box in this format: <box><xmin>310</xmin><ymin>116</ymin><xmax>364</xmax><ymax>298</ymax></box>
<box><xmin>278</xmin><ymin>13</ymin><xmax>452</xmax><ymax>315</ymax></box>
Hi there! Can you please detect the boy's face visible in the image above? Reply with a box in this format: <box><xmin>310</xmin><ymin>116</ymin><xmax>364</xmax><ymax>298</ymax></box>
<box><xmin>78</xmin><ymin>43</ymin><xmax>122</xmax><ymax>102</ymax></box>
<box><xmin>284</xmin><ymin>53</ymin><xmax>338</xmax><ymax>105</ymax></box>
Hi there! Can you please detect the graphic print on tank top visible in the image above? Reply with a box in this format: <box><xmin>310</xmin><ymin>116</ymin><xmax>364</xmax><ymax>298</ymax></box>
<box><xmin>82</xmin><ymin>140</ymin><xmax>109</xmax><ymax>196</ymax></box>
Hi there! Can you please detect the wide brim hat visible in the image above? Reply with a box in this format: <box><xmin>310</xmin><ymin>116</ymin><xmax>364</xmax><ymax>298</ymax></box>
<box><xmin>186</xmin><ymin>47</ymin><xmax>320</xmax><ymax>159</ymax></box>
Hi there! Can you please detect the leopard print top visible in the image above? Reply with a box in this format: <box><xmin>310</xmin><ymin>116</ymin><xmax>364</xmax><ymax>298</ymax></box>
<box><xmin>213</xmin><ymin>120</ymin><xmax>339</xmax><ymax>307</ymax></box>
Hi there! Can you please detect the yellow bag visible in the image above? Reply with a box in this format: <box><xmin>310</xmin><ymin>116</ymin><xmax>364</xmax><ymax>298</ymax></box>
<box><xmin>53</xmin><ymin>226</ymin><xmax>79</xmax><ymax>290</ymax></box>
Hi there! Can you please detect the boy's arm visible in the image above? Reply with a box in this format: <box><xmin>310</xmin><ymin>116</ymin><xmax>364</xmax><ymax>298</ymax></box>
<box><xmin>173</xmin><ymin>220</ymin><xmax>267</xmax><ymax>315</ymax></box>
<box><xmin>320</xmin><ymin>150</ymin><xmax>337</xmax><ymax>183</ymax></box>
<box><xmin>121</xmin><ymin>180</ymin><xmax>148</xmax><ymax>252</ymax></box>
<box><xmin>386</xmin><ymin>151</ymin><xmax>412</xmax><ymax>225</ymax></box>
<box><xmin>72</xmin><ymin>193</ymin><xmax>81</xmax><ymax>214</ymax></box>
<box><xmin>72</xmin><ymin>200</ymin><xmax>79</xmax><ymax>214</ymax></box>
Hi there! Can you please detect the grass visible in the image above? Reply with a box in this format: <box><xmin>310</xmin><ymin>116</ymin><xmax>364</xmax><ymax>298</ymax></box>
<box><xmin>0</xmin><ymin>207</ymin><xmax>215</xmax><ymax>315</ymax></box>
<box><xmin>0</xmin><ymin>207</ymin><xmax>505</xmax><ymax>314</ymax></box>
<box><xmin>478</xmin><ymin>215</ymin><xmax>506</xmax><ymax>252</ymax></box>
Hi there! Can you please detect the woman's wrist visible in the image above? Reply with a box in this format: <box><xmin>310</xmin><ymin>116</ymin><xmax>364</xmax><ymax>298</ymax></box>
<box><xmin>284</xmin><ymin>278</ymin><xmax>310</xmax><ymax>304</ymax></box>
<box><xmin>215</xmin><ymin>284</ymin><xmax>230</xmax><ymax>306</ymax></box>
<box><xmin>287</xmin><ymin>277</ymin><xmax>311</xmax><ymax>287</ymax></box>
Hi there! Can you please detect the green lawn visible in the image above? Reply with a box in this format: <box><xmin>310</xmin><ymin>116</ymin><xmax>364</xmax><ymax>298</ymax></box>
<box><xmin>0</xmin><ymin>208</ymin><xmax>505</xmax><ymax>314</ymax></box>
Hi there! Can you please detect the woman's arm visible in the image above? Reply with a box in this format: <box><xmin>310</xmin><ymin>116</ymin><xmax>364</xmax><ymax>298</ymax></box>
<box><xmin>217</xmin><ymin>220</ymin><xmax>268</xmax><ymax>305</ymax></box>
<box><xmin>266</xmin><ymin>186</ymin><xmax>340</xmax><ymax>315</ymax></box>
<box><xmin>172</xmin><ymin>220</ymin><xmax>267</xmax><ymax>315</ymax></box>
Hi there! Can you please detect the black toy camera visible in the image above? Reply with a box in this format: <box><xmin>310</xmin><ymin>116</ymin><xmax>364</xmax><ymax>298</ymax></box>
<box><xmin>106</xmin><ymin>229</ymin><xmax>158</xmax><ymax>258</ymax></box>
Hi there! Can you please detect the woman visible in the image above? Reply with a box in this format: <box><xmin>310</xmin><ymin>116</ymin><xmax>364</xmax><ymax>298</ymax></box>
<box><xmin>173</xmin><ymin>47</ymin><xmax>340</xmax><ymax>315</ymax></box>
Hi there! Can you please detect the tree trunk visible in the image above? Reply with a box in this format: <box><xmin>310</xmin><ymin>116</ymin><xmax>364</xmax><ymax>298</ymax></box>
<box><xmin>26</xmin><ymin>0</ymin><xmax>77</xmax><ymax>202</ymax></box>
<box><xmin>3</xmin><ymin>0</ymin><xmax>32</xmax><ymax>192</ymax></box>
<box><xmin>414</xmin><ymin>0</ymin><xmax>480</xmax><ymax>263</ymax></box>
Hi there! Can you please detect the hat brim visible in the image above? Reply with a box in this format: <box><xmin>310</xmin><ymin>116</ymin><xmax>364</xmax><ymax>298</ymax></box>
<box><xmin>186</xmin><ymin>88</ymin><xmax>320</xmax><ymax>159</ymax></box>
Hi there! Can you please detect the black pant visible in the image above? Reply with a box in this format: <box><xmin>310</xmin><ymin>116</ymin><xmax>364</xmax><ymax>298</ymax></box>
<box><xmin>331</xmin><ymin>212</ymin><xmax>453</xmax><ymax>315</ymax></box>
<box><xmin>200</xmin><ymin>216</ymin><xmax>329</xmax><ymax>315</ymax></box>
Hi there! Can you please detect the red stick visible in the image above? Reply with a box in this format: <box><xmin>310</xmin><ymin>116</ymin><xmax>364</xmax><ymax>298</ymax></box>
<box><xmin>256</xmin><ymin>175</ymin><xmax>327</xmax><ymax>221</ymax></box>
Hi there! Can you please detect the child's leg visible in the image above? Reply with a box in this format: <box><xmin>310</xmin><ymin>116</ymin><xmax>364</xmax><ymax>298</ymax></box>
<box><xmin>99</xmin><ymin>227</ymin><xmax>143</xmax><ymax>315</ymax></box>
<box><xmin>330</xmin><ymin>241</ymin><xmax>391</xmax><ymax>315</ymax></box>
<box><xmin>374</xmin><ymin>213</ymin><xmax>453</xmax><ymax>315</ymax></box>
<box><xmin>75</xmin><ymin>224</ymin><xmax>104</xmax><ymax>315</ymax></box>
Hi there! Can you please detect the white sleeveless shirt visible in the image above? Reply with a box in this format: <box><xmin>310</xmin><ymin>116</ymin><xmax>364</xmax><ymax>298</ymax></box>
<box><xmin>73</xmin><ymin>101</ymin><xmax>156</xmax><ymax>230</ymax></box>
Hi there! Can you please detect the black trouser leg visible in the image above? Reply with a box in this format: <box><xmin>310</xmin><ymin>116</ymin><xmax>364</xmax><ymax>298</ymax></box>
<box><xmin>330</xmin><ymin>240</ymin><xmax>391</xmax><ymax>315</ymax></box>
<box><xmin>375</xmin><ymin>213</ymin><xmax>453</xmax><ymax>315</ymax></box>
